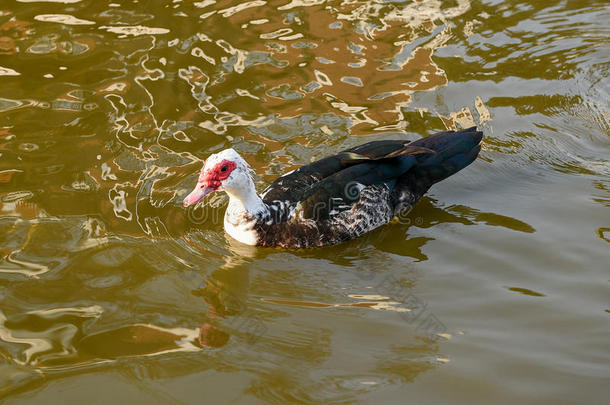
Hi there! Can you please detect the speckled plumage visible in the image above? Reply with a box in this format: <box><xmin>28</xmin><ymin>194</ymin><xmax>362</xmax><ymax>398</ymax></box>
<box><xmin>252</xmin><ymin>183</ymin><xmax>395</xmax><ymax>248</ymax></box>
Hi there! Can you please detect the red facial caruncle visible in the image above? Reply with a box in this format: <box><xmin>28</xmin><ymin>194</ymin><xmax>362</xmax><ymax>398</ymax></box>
<box><xmin>198</xmin><ymin>159</ymin><xmax>237</xmax><ymax>189</ymax></box>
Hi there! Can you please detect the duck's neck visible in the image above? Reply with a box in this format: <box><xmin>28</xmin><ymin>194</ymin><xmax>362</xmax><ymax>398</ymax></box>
<box><xmin>225</xmin><ymin>181</ymin><xmax>268</xmax><ymax>219</ymax></box>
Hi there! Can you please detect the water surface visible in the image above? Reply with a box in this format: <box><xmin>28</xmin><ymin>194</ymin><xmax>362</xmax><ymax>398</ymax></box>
<box><xmin>0</xmin><ymin>0</ymin><xmax>608</xmax><ymax>403</ymax></box>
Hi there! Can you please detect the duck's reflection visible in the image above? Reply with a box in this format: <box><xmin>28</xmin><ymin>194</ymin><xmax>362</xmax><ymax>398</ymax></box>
<box><xmin>193</xmin><ymin>264</ymin><xmax>247</xmax><ymax>348</ymax></box>
<box><xmin>191</xmin><ymin>244</ymin><xmax>259</xmax><ymax>348</ymax></box>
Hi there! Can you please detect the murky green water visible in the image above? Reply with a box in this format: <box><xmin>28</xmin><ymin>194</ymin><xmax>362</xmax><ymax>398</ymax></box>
<box><xmin>0</xmin><ymin>0</ymin><xmax>608</xmax><ymax>403</ymax></box>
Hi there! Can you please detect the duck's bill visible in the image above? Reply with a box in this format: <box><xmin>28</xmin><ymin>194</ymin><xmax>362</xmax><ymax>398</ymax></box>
<box><xmin>183</xmin><ymin>186</ymin><xmax>215</xmax><ymax>207</ymax></box>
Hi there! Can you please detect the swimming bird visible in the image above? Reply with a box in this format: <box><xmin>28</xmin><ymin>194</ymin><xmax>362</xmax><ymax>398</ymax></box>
<box><xmin>183</xmin><ymin>127</ymin><xmax>483</xmax><ymax>248</ymax></box>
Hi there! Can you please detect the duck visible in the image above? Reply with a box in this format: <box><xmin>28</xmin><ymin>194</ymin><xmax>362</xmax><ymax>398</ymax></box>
<box><xmin>183</xmin><ymin>127</ymin><xmax>483</xmax><ymax>248</ymax></box>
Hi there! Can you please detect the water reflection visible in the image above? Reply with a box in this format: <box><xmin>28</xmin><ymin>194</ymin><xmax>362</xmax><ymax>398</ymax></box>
<box><xmin>0</xmin><ymin>0</ymin><xmax>608</xmax><ymax>402</ymax></box>
<box><xmin>0</xmin><ymin>305</ymin><xmax>200</xmax><ymax>370</ymax></box>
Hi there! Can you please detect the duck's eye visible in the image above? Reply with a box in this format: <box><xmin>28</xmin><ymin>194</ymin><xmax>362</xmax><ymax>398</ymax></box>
<box><xmin>221</xmin><ymin>165</ymin><xmax>228</xmax><ymax>172</ymax></box>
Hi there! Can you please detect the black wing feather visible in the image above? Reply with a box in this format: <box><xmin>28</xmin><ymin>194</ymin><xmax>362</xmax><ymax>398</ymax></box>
<box><xmin>261</xmin><ymin>139</ymin><xmax>435</xmax><ymax>220</ymax></box>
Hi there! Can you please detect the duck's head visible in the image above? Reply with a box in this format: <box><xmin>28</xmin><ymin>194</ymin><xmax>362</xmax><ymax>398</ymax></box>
<box><xmin>183</xmin><ymin>148</ymin><xmax>252</xmax><ymax>207</ymax></box>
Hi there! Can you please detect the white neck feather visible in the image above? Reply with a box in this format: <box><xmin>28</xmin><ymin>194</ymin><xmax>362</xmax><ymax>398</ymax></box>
<box><xmin>225</xmin><ymin>184</ymin><xmax>267</xmax><ymax>218</ymax></box>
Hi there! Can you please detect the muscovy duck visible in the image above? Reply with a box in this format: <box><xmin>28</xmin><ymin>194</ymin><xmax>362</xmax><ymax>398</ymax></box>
<box><xmin>183</xmin><ymin>127</ymin><xmax>483</xmax><ymax>248</ymax></box>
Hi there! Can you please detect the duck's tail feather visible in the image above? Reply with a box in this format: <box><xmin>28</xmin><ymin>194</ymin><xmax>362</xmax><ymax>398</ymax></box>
<box><xmin>408</xmin><ymin>126</ymin><xmax>483</xmax><ymax>188</ymax></box>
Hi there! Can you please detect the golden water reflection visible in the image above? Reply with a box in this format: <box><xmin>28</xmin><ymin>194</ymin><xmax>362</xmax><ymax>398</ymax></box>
<box><xmin>0</xmin><ymin>0</ymin><xmax>609</xmax><ymax>403</ymax></box>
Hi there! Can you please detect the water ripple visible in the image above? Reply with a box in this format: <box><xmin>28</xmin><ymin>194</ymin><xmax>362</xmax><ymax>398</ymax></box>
<box><xmin>0</xmin><ymin>0</ymin><xmax>609</xmax><ymax>402</ymax></box>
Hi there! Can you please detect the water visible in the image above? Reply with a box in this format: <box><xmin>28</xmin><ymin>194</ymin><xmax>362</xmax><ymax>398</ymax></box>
<box><xmin>0</xmin><ymin>0</ymin><xmax>608</xmax><ymax>403</ymax></box>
